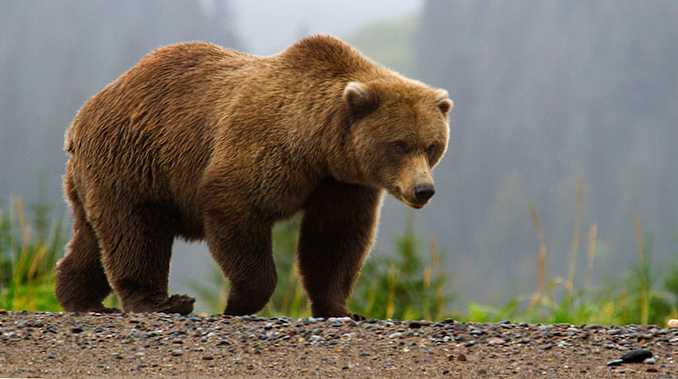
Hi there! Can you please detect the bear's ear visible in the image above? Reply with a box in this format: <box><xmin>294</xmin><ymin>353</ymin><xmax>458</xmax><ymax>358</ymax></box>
<box><xmin>437</xmin><ymin>98</ymin><xmax>454</xmax><ymax>114</ymax></box>
<box><xmin>434</xmin><ymin>89</ymin><xmax>454</xmax><ymax>114</ymax></box>
<box><xmin>343</xmin><ymin>81</ymin><xmax>379</xmax><ymax>115</ymax></box>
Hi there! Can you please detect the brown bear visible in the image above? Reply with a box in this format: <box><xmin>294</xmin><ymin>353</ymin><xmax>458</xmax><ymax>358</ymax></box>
<box><xmin>55</xmin><ymin>35</ymin><xmax>453</xmax><ymax>317</ymax></box>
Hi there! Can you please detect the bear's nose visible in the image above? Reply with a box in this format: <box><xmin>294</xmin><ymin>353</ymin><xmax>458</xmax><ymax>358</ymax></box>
<box><xmin>413</xmin><ymin>184</ymin><xmax>435</xmax><ymax>203</ymax></box>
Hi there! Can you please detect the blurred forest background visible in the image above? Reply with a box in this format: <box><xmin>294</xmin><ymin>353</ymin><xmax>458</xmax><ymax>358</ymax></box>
<box><xmin>1</xmin><ymin>1</ymin><xmax>676</xmax><ymax>322</ymax></box>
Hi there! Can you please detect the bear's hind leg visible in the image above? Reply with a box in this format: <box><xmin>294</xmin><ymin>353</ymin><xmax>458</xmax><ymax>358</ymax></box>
<box><xmin>56</xmin><ymin>211</ymin><xmax>115</xmax><ymax>313</ymax></box>
<box><xmin>92</xmin><ymin>202</ymin><xmax>194</xmax><ymax>315</ymax></box>
<box><xmin>56</xmin><ymin>175</ymin><xmax>115</xmax><ymax>313</ymax></box>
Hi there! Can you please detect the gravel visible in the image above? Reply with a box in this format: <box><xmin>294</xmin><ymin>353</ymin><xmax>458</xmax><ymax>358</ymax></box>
<box><xmin>0</xmin><ymin>311</ymin><xmax>676</xmax><ymax>377</ymax></box>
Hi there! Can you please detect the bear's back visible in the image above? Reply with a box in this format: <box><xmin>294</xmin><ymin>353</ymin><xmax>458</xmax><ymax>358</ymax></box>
<box><xmin>65</xmin><ymin>42</ymin><xmax>261</xmax><ymax>211</ymax></box>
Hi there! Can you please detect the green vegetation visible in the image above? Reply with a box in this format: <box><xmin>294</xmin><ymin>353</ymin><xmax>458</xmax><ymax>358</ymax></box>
<box><xmin>0</xmin><ymin>197</ymin><xmax>63</xmax><ymax>311</ymax></box>
<box><xmin>2</xmin><ymin>196</ymin><xmax>676</xmax><ymax>325</ymax></box>
<box><xmin>460</xmin><ymin>185</ymin><xmax>678</xmax><ymax>325</ymax></box>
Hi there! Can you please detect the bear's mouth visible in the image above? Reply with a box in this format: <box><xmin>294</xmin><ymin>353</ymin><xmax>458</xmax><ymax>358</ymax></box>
<box><xmin>404</xmin><ymin>200</ymin><xmax>426</xmax><ymax>209</ymax></box>
<box><xmin>404</xmin><ymin>198</ymin><xmax>428</xmax><ymax>209</ymax></box>
<box><xmin>388</xmin><ymin>187</ymin><xmax>428</xmax><ymax>209</ymax></box>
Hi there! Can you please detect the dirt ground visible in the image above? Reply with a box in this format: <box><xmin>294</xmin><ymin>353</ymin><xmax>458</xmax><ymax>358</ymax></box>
<box><xmin>0</xmin><ymin>311</ymin><xmax>676</xmax><ymax>377</ymax></box>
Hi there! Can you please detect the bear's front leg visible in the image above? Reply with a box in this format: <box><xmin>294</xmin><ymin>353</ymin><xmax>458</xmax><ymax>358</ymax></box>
<box><xmin>204</xmin><ymin>209</ymin><xmax>277</xmax><ymax>316</ymax></box>
<box><xmin>298</xmin><ymin>180</ymin><xmax>382</xmax><ymax>319</ymax></box>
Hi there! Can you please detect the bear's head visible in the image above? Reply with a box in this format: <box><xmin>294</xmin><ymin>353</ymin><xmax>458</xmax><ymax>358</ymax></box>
<box><xmin>341</xmin><ymin>79</ymin><xmax>453</xmax><ymax>208</ymax></box>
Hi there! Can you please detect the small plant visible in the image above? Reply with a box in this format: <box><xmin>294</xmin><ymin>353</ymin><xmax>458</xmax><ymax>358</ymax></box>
<box><xmin>0</xmin><ymin>197</ymin><xmax>65</xmax><ymax>311</ymax></box>
<box><xmin>609</xmin><ymin>220</ymin><xmax>676</xmax><ymax>325</ymax></box>
<box><xmin>664</xmin><ymin>263</ymin><xmax>678</xmax><ymax>320</ymax></box>
<box><xmin>349</xmin><ymin>215</ymin><xmax>453</xmax><ymax>320</ymax></box>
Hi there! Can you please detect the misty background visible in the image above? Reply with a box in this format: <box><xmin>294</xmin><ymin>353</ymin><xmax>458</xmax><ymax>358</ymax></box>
<box><xmin>1</xmin><ymin>0</ymin><xmax>676</xmax><ymax>309</ymax></box>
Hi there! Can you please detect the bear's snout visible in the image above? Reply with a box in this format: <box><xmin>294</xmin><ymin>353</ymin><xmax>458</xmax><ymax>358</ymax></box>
<box><xmin>413</xmin><ymin>183</ymin><xmax>435</xmax><ymax>203</ymax></box>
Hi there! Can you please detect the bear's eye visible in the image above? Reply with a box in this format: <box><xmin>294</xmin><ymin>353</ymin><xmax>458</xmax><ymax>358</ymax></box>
<box><xmin>426</xmin><ymin>144</ymin><xmax>438</xmax><ymax>161</ymax></box>
<box><xmin>391</xmin><ymin>141</ymin><xmax>410</xmax><ymax>155</ymax></box>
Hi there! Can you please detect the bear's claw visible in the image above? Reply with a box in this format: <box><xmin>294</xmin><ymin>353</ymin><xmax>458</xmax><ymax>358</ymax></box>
<box><xmin>156</xmin><ymin>294</ymin><xmax>195</xmax><ymax>315</ymax></box>
<box><xmin>90</xmin><ymin>306</ymin><xmax>121</xmax><ymax>314</ymax></box>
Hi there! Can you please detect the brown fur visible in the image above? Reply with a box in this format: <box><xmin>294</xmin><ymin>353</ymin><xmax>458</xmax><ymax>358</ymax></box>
<box><xmin>56</xmin><ymin>35</ymin><xmax>453</xmax><ymax>317</ymax></box>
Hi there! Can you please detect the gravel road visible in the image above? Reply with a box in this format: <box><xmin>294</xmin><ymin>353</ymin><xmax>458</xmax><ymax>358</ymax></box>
<box><xmin>0</xmin><ymin>311</ymin><xmax>676</xmax><ymax>377</ymax></box>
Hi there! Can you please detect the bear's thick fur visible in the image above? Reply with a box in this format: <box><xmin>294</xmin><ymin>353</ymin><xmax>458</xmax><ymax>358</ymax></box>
<box><xmin>56</xmin><ymin>35</ymin><xmax>453</xmax><ymax>317</ymax></box>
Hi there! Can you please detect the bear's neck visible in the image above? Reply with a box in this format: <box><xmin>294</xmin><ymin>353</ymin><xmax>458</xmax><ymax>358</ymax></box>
<box><xmin>263</xmin><ymin>90</ymin><xmax>362</xmax><ymax>186</ymax></box>
<box><xmin>311</xmin><ymin>101</ymin><xmax>366</xmax><ymax>185</ymax></box>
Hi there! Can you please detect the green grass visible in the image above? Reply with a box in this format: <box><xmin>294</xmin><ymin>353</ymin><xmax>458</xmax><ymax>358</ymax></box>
<box><xmin>456</xmin><ymin>188</ymin><xmax>678</xmax><ymax>325</ymax></box>
<box><xmin>2</xmin><ymin>196</ymin><xmax>676</xmax><ymax>325</ymax></box>
<box><xmin>0</xmin><ymin>197</ymin><xmax>63</xmax><ymax>311</ymax></box>
<box><xmin>349</xmin><ymin>217</ymin><xmax>452</xmax><ymax>320</ymax></box>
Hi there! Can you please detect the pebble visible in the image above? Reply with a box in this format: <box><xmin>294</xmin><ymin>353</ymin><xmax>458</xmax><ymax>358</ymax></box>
<box><xmin>241</xmin><ymin>315</ymin><xmax>266</xmax><ymax>322</ymax></box>
<box><xmin>327</xmin><ymin>317</ymin><xmax>351</xmax><ymax>323</ymax></box>
<box><xmin>487</xmin><ymin>337</ymin><xmax>505</xmax><ymax>345</ymax></box>
<box><xmin>667</xmin><ymin>319</ymin><xmax>678</xmax><ymax>328</ymax></box>
<box><xmin>620</xmin><ymin>349</ymin><xmax>653</xmax><ymax>363</ymax></box>
<box><xmin>171</xmin><ymin>349</ymin><xmax>183</xmax><ymax>356</ymax></box>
